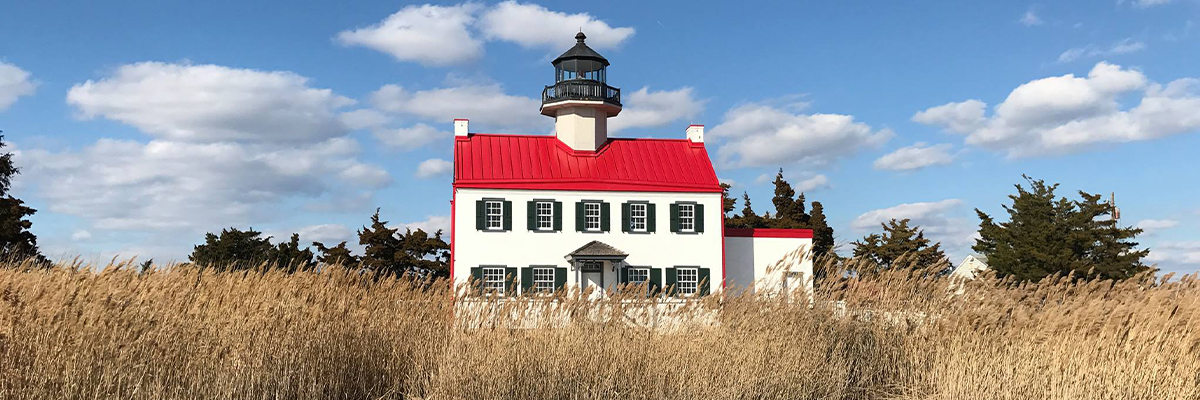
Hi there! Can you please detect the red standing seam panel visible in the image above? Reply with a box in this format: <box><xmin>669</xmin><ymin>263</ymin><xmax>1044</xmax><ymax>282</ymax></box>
<box><xmin>453</xmin><ymin>134</ymin><xmax>721</xmax><ymax>193</ymax></box>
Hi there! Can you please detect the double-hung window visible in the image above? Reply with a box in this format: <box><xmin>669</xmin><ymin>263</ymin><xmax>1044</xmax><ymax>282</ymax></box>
<box><xmin>482</xmin><ymin>267</ymin><xmax>506</xmax><ymax>295</ymax></box>
<box><xmin>535</xmin><ymin>201</ymin><xmax>554</xmax><ymax>231</ymax></box>
<box><xmin>627</xmin><ymin>267</ymin><xmax>649</xmax><ymax>294</ymax></box>
<box><xmin>532</xmin><ymin>267</ymin><xmax>556</xmax><ymax>293</ymax></box>
<box><xmin>629</xmin><ymin>203</ymin><xmax>647</xmax><ymax>232</ymax></box>
<box><xmin>676</xmin><ymin>267</ymin><xmax>698</xmax><ymax>296</ymax></box>
<box><xmin>485</xmin><ymin>201</ymin><xmax>504</xmax><ymax>230</ymax></box>
<box><xmin>678</xmin><ymin>204</ymin><xmax>695</xmax><ymax>233</ymax></box>
<box><xmin>584</xmin><ymin>202</ymin><xmax>602</xmax><ymax>232</ymax></box>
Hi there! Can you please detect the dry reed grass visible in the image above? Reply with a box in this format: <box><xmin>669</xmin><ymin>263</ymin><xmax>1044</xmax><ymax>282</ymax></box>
<box><xmin>1</xmin><ymin>257</ymin><xmax>1197</xmax><ymax>400</ymax></box>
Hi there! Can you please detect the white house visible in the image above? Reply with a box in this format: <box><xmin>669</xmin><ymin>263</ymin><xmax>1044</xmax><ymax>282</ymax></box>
<box><xmin>449</xmin><ymin>33</ymin><xmax>812</xmax><ymax>298</ymax></box>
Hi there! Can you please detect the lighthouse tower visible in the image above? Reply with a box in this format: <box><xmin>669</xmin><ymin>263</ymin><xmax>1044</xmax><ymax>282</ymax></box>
<box><xmin>539</xmin><ymin>32</ymin><xmax>623</xmax><ymax>152</ymax></box>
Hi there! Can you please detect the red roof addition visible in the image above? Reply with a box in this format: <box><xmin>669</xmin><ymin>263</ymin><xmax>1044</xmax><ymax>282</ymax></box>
<box><xmin>454</xmin><ymin>134</ymin><xmax>722</xmax><ymax>193</ymax></box>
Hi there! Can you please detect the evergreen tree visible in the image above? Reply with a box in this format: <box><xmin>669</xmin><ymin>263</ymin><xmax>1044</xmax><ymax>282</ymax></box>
<box><xmin>809</xmin><ymin>201</ymin><xmax>835</xmax><ymax>257</ymax></box>
<box><xmin>852</xmin><ymin>219</ymin><xmax>948</xmax><ymax>270</ymax></box>
<box><xmin>273</xmin><ymin>233</ymin><xmax>316</xmax><ymax>272</ymax></box>
<box><xmin>975</xmin><ymin>176</ymin><xmax>1149</xmax><ymax>282</ymax></box>
<box><xmin>189</xmin><ymin>227</ymin><xmax>276</xmax><ymax>270</ymax></box>
<box><xmin>719</xmin><ymin>182</ymin><xmax>736</xmax><ymax>218</ymax></box>
<box><xmin>771</xmin><ymin>169</ymin><xmax>801</xmax><ymax>224</ymax></box>
<box><xmin>357</xmin><ymin>209</ymin><xmax>451</xmax><ymax>278</ymax></box>
<box><xmin>313</xmin><ymin>241</ymin><xmax>360</xmax><ymax>267</ymax></box>
<box><xmin>0</xmin><ymin>134</ymin><xmax>45</xmax><ymax>264</ymax></box>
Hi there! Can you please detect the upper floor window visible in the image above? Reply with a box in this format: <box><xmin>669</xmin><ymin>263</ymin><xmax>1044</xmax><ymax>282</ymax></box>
<box><xmin>678</xmin><ymin>204</ymin><xmax>695</xmax><ymax>232</ymax></box>
<box><xmin>676</xmin><ymin>267</ymin><xmax>698</xmax><ymax>296</ymax></box>
<box><xmin>485</xmin><ymin>201</ymin><xmax>504</xmax><ymax>230</ymax></box>
<box><xmin>584</xmin><ymin>202</ymin><xmax>602</xmax><ymax>232</ymax></box>
<box><xmin>536</xmin><ymin>201</ymin><xmax>554</xmax><ymax>231</ymax></box>
<box><xmin>629</xmin><ymin>203</ymin><xmax>647</xmax><ymax>232</ymax></box>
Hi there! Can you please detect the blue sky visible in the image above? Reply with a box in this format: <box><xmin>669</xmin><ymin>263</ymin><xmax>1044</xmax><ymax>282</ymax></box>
<box><xmin>2</xmin><ymin>1</ymin><xmax>1198</xmax><ymax>275</ymax></box>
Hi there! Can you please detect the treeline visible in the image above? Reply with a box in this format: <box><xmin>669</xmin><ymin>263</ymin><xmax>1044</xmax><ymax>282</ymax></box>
<box><xmin>187</xmin><ymin>210</ymin><xmax>449</xmax><ymax>278</ymax></box>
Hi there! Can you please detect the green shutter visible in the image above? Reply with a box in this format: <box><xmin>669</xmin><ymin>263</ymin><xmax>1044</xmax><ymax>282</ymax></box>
<box><xmin>521</xmin><ymin>267</ymin><xmax>534</xmax><ymax>294</ymax></box>
<box><xmin>669</xmin><ymin>203</ymin><xmax>680</xmax><ymax>233</ymax></box>
<box><xmin>554</xmin><ymin>267</ymin><xmax>567</xmax><ymax>291</ymax></box>
<box><xmin>527</xmin><ymin>201</ymin><xmax>537</xmax><ymax>231</ymax></box>
<box><xmin>471</xmin><ymin>267</ymin><xmax>483</xmax><ymax>295</ymax></box>
<box><xmin>575</xmin><ymin>202</ymin><xmax>585</xmax><ymax>231</ymax></box>
<box><xmin>695</xmin><ymin>204</ymin><xmax>705</xmax><ymax>233</ymax></box>
<box><xmin>665</xmin><ymin>267</ymin><xmax>677</xmax><ymax>296</ymax></box>
<box><xmin>650</xmin><ymin>267</ymin><xmax>663</xmax><ymax>297</ymax></box>
<box><xmin>600</xmin><ymin>202</ymin><xmax>611</xmax><ymax>232</ymax></box>
<box><xmin>475</xmin><ymin>201</ymin><xmax>486</xmax><ymax>230</ymax></box>
<box><xmin>502</xmin><ymin>201</ymin><xmax>512</xmax><ymax>231</ymax></box>
<box><xmin>698</xmin><ymin>268</ymin><xmax>711</xmax><ymax>296</ymax></box>
<box><xmin>619</xmin><ymin>267</ymin><xmax>629</xmax><ymax>286</ymax></box>
<box><xmin>553</xmin><ymin>201</ymin><xmax>563</xmax><ymax>231</ymax></box>
<box><xmin>504</xmin><ymin>267</ymin><xmax>517</xmax><ymax>297</ymax></box>
<box><xmin>647</xmin><ymin>204</ymin><xmax>657</xmax><ymax>233</ymax></box>
<box><xmin>621</xmin><ymin>203</ymin><xmax>630</xmax><ymax>233</ymax></box>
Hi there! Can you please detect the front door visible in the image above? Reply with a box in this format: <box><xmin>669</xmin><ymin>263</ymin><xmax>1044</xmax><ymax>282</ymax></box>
<box><xmin>580</xmin><ymin>260</ymin><xmax>604</xmax><ymax>299</ymax></box>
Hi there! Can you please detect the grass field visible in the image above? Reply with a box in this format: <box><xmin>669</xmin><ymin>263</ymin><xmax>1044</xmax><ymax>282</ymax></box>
<box><xmin>1</xmin><ymin>258</ymin><xmax>1197</xmax><ymax>400</ymax></box>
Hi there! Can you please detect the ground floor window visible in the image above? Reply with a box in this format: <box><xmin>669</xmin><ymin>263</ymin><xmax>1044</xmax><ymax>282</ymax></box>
<box><xmin>483</xmin><ymin>267</ymin><xmax>506</xmax><ymax>295</ymax></box>
<box><xmin>676</xmin><ymin>267</ymin><xmax>698</xmax><ymax>296</ymax></box>
<box><xmin>533</xmin><ymin>267</ymin><xmax>555</xmax><ymax>292</ymax></box>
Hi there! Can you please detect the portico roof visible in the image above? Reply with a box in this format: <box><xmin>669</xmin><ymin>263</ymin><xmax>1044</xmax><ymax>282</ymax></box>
<box><xmin>567</xmin><ymin>240</ymin><xmax>628</xmax><ymax>259</ymax></box>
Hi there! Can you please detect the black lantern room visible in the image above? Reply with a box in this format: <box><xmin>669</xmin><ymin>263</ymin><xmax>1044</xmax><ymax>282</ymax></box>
<box><xmin>541</xmin><ymin>32</ymin><xmax>621</xmax><ymax>107</ymax></box>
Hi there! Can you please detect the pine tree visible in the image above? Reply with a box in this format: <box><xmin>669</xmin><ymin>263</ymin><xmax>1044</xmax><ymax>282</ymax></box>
<box><xmin>396</xmin><ymin>228</ymin><xmax>450</xmax><ymax>278</ymax></box>
<box><xmin>0</xmin><ymin>134</ymin><xmax>45</xmax><ymax>264</ymax></box>
<box><xmin>273</xmin><ymin>233</ymin><xmax>316</xmax><ymax>272</ymax></box>
<box><xmin>852</xmin><ymin>219</ymin><xmax>948</xmax><ymax>270</ymax></box>
<box><xmin>313</xmin><ymin>241</ymin><xmax>360</xmax><ymax>267</ymax></box>
<box><xmin>189</xmin><ymin>227</ymin><xmax>276</xmax><ymax>270</ymax></box>
<box><xmin>358</xmin><ymin>209</ymin><xmax>400</xmax><ymax>274</ymax></box>
<box><xmin>809</xmin><ymin>201</ymin><xmax>835</xmax><ymax>257</ymax></box>
<box><xmin>771</xmin><ymin>169</ymin><xmax>801</xmax><ymax>224</ymax></box>
<box><xmin>975</xmin><ymin>175</ymin><xmax>1150</xmax><ymax>282</ymax></box>
<box><xmin>719</xmin><ymin>183</ymin><xmax>736</xmax><ymax>218</ymax></box>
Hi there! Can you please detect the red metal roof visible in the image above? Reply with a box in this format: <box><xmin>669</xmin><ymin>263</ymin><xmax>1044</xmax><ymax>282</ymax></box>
<box><xmin>725</xmin><ymin>228</ymin><xmax>814</xmax><ymax>238</ymax></box>
<box><xmin>454</xmin><ymin>134</ymin><xmax>722</xmax><ymax>193</ymax></box>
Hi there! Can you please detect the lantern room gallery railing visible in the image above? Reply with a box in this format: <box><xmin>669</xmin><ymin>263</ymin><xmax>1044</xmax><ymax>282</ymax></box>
<box><xmin>542</xmin><ymin>79</ymin><xmax>621</xmax><ymax>106</ymax></box>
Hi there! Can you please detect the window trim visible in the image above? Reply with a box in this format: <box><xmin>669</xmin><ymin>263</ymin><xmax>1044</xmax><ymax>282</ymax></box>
<box><xmin>583</xmin><ymin>201</ymin><xmax>603</xmax><ymax>232</ymax></box>
<box><xmin>484</xmin><ymin>199</ymin><xmax>504</xmax><ymax>231</ymax></box>
<box><xmin>481</xmin><ymin>266</ymin><xmax>507</xmax><ymax>296</ymax></box>
<box><xmin>531</xmin><ymin>266</ymin><xmax>557</xmax><ymax>294</ymax></box>
<box><xmin>626</xmin><ymin>266</ymin><xmax>650</xmax><ymax>295</ymax></box>
<box><xmin>534</xmin><ymin>200</ymin><xmax>555</xmax><ymax>232</ymax></box>
<box><xmin>677</xmin><ymin>203</ymin><xmax>696</xmax><ymax>233</ymax></box>
<box><xmin>675</xmin><ymin>267</ymin><xmax>699</xmax><ymax>297</ymax></box>
<box><xmin>628</xmin><ymin>202</ymin><xmax>648</xmax><ymax>233</ymax></box>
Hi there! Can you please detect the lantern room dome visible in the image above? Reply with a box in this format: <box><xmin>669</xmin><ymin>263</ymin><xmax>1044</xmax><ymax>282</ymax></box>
<box><xmin>552</xmin><ymin>32</ymin><xmax>610</xmax><ymax>69</ymax></box>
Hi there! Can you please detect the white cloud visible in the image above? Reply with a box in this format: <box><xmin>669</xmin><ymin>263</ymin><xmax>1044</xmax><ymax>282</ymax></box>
<box><xmin>873</xmin><ymin>142</ymin><xmax>955</xmax><ymax>171</ymax></box>
<box><xmin>709</xmin><ymin>103</ymin><xmax>892</xmax><ymax>168</ymax></box>
<box><xmin>18</xmin><ymin>138</ymin><xmax>388</xmax><ymax>232</ymax></box>
<box><xmin>914</xmin><ymin>62</ymin><xmax>1200</xmax><ymax>157</ymax></box>
<box><xmin>912</xmin><ymin>99</ymin><xmax>986</xmax><ymax>134</ymax></box>
<box><xmin>852</xmin><ymin>199</ymin><xmax>976</xmax><ymax>252</ymax></box>
<box><xmin>1137</xmin><ymin>219</ymin><xmax>1180</xmax><ymax>233</ymax></box>
<box><xmin>340</xmin><ymin>109</ymin><xmax>391</xmax><ymax>130</ymax></box>
<box><xmin>1146</xmin><ymin>241</ymin><xmax>1200</xmax><ymax>267</ymax></box>
<box><xmin>0</xmin><ymin>61</ymin><xmax>37</xmax><ymax>111</ymax></box>
<box><xmin>1132</xmin><ymin>0</ymin><xmax>1171</xmax><ymax>8</ymax></box>
<box><xmin>415</xmin><ymin>158</ymin><xmax>453</xmax><ymax>178</ymax></box>
<box><xmin>336</xmin><ymin>3</ymin><xmax>484</xmax><ymax>66</ymax></box>
<box><xmin>1019</xmin><ymin>10</ymin><xmax>1043</xmax><ymax>26</ymax></box>
<box><xmin>403</xmin><ymin>215</ymin><xmax>451</xmax><ymax>236</ymax></box>
<box><xmin>372</xmin><ymin>123</ymin><xmax>446</xmax><ymax>151</ymax></box>
<box><xmin>796</xmin><ymin>174</ymin><xmax>830</xmax><ymax>192</ymax></box>
<box><xmin>479</xmin><ymin>1</ymin><xmax>634</xmax><ymax>50</ymax></box>
<box><xmin>71</xmin><ymin>230</ymin><xmax>92</xmax><ymax>241</ymax></box>
<box><xmin>67</xmin><ymin>62</ymin><xmax>353</xmax><ymax>143</ymax></box>
<box><xmin>718</xmin><ymin>178</ymin><xmax>736</xmax><ymax>188</ymax></box>
<box><xmin>295</xmin><ymin>224</ymin><xmax>356</xmax><ymax>246</ymax></box>
<box><xmin>370</xmin><ymin>83</ymin><xmax>543</xmax><ymax>132</ymax></box>
<box><xmin>609</xmin><ymin>87</ymin><xmax>705</xmax><ymax>134</ymax></box>
<box><xmin>1058</xmin><ymin>38</ymin><xmax>1146</xmax><ymax>63</ymax></box>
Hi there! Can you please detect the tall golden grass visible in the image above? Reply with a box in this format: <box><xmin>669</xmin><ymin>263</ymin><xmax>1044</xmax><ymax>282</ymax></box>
<box><xmin>1</xmin><ymin>257</ymin><xmax>1197</xmax><ymax>400</ymax></box>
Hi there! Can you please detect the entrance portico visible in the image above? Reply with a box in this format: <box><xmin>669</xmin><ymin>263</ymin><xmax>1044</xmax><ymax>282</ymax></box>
<box><xmin>566</xmin><ymin>240</ymin><xmax>627</xmax><ymax>297</ymax></box>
